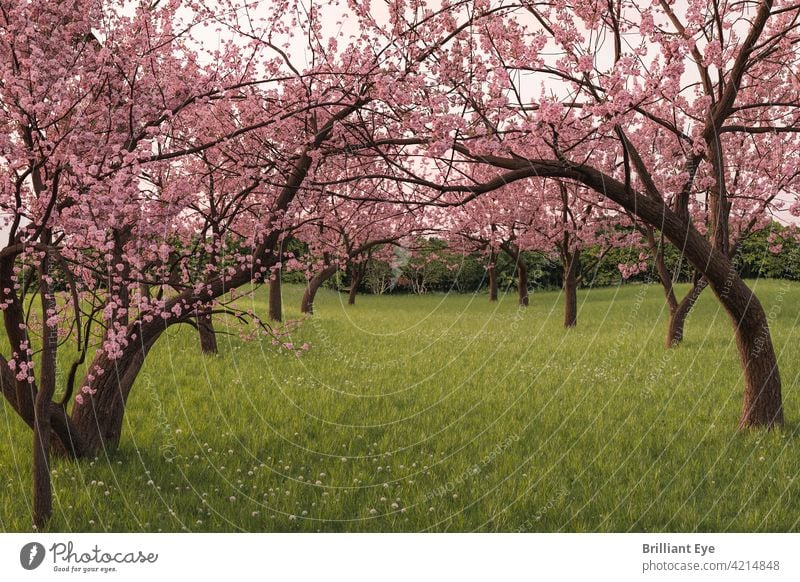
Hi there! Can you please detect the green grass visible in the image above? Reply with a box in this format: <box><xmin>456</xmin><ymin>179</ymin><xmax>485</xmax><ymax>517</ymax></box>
<box><xmin>2</xmin><ymin>279</ymin><xmax>800</xmax><ymax>532</ymax></box>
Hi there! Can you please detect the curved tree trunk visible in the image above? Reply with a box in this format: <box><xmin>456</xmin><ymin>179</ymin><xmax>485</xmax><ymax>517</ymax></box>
<box><xmin>648</xmin><ymin>220</ymin><xmax>781</xmax><ymax>428</ymax></box>
<box><xmin>0</xmin><ymin>261</ymin><xmax>36</xmax><ymax>428</ymax></box>
<box><xmin>721</xmin><ymin>278</ymin><xmax>783</xmax><ymax>429</ymax></box>
<box><xmin>301</xmin><ymin>265</ymin><xmax>339</xmax><ymax>314</ymax></box>
<box><xmin>0</xmin><ymin>356</ymin><xmax>86</xmax><ymax>460</ymax></box>
<box><xmin>646</xmin><ymin>226</ymin><xmax>679</xmax><ymax>312</ymax></box>
<box><xmin>467</xmin><ymin>158</ymin><xmax>783</xmax><ymax>427</ymax></box>
<box><xmin>562</xmin><ymin>163</ymin><xmax>782</xmax><ymax>428</ymax></box>
<box><xmin>197</xmin><ymin>311</ymin><xmax>218</xmax><ymax>354</ymax></box>
<box><xmin>645</xmin><ymin>226</ymin><xmax>708</xmax><ymax>348</ymax></box>
<box><xmin>666</xmin><ymin>277</ymin><xmax>708</xmax><ymax>347</ymax></box>
<box><xmin>68</xmin><ymin>246</ymin><xmax>287</xmax><ymax>455</ymax></box>
<box><xmin>563</xmin><ymin>249</ymin><xmax>580</xmax><ymax>328</ymax></box>
<box><xmin>68</xmin><ymin>236</ymin><xmax>286</xmax><ymax>455</ymax></box>
<box><xmin>2</xmin><ymin>134</ymin><xmax>341</xmax><ymax>528</ymax></box>
<box><xmin>269</xmin><ymin>270</ymin><xmax>282</xmax><ymax>322</ymax></box>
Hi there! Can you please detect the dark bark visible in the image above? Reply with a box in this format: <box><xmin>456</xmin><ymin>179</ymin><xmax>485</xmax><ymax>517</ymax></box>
<box><xmin>644</xmin><ymin>226</ymin><xmax>710</xmax><ymax>347</ymax></box>
<box><xmin>196</xmin><ymin>242</ymin><xmax>218</xmax><ymax>354</ymax></box>
<box><xmin>48</xmin><ymin>405</ymin><xmax>87</xmax><ymax>459</ymax></box>
<box><xmin>347</xmin><ymin>279</ymin><xmax>359</xmax><ymax>305</ymax></box>
<box><xmin>301</xmin><ymin>265</ymin><xmax>339</xmax><ymax>314</ymax></box>
<box><xmin>563</xmin><ymin>249</ymin><xmax>580</xmax><ymax>328</ymax></box>
<box><xmin>0</xmin><ymin>259</ymin><xmax>35</xmax><ymax>427</ymax></box>
<box><xmin>502</xmin><ymin>243</ymin><xmax>528</xmax><ymax>306</ymax></box>
<box><xmin>736</xmin><ymin>306</ymin><xmax>784</xmax><ymax>429</ymax></box>
<box><xmin>516</xmin><ymin>257</ymin><xmax>529</xmax><ymax>307</ymax></box>
<box><xmin>197</xmin><ymin>311</ymin><xmax>218</xmax><ymax>354</ymax></box>
<box><xmin>68</xmin><ymin>227</ymin><xmax>286</xmax><ymax>455</ymax></box>
<box><xmin>559</xmin><ymin>162</ymin><xmax>781</xmax><ymax>427</ymax></box>
<box><xmin>487</xmin><ymin>252</ymin><xmax>498</xmax><ymax>301</ymax></box>
<box><xmin>32</xmin><ymin>399</ymin><xmax>52</xmax><ymax>528</ymax></box>
<box><xmin>645</xmin><ymin>226</ymin><xmax>679</xmax><ymax>313</ymax></box>
<box><xmin>0</xmin><ymin>354</ymin><xmax>86</xmax><ymax>461</ymax></box>
<box><xmin>33</xmin><ymin>243</ymin><xmax>58</xmax><ymax>527</ymax></box>
<box><xmin>645</xmin><ymin>226</ymin><xmax>698</xmax><ymax>347</ymax></box>
<box><xmin>32</xmin><ymin>395</ymin><xmax>53</xmax><ymax>528</ymax></box>
<box><xmin>69</xmin><ymin>333</ymin><xmax>161</xmax><ymax>454</ymax></box>
<box><xmin>67</xmin><ymin>141</ymin><xmax>316</xmax><ymax>453</ymax></box>
<box><xmin>269</xmin><ymin>270</ymin><xmax>282</xmax><ymax>322</ymax></box>
<box><xmin>348</xmin><ymin>262</ymin><xmax>365</xmax><ymax>305</ymax></box>
<box><xmin>707</xmin><ymin>139</ymin><xmax>731</xmax><ymax>256</ymax></box>
<box><xmin>666</xmin><ymin>277</ymin><xmax>708</xmax><ymax>347</ymax></box>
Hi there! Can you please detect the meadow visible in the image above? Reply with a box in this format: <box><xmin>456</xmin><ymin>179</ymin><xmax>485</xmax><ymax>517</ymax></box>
<box><xmin>1</xmin><ymin>279</ymin><xmax>799</xmax><ymax>532</ymax></box>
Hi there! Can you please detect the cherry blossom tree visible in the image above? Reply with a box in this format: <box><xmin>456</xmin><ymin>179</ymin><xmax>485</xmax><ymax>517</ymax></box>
<box><xmin>0</xmin><ymin>0</ymin><xmax>238</xmax><ymax>526</ymax></box>
<box><xmin>325</xmin><ymin>0</ymin><xmax>800</xmax><ymax>430</ymax></box>
<box><xmin>0</xmin><ymin>0</ymin><xmax>484</xmax><ymax>527</ymax></box>
<box><xmin>3</xmin><ymin>0</ymin><xmax>798</xmax><ymax>535</ymax></box>
<box><xmin>617</xmin><ymin>118</ymin><xmax>800</xmax><ymax>346</ymax></box>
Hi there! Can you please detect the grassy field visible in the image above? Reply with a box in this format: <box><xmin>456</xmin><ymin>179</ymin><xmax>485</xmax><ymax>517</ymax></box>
<box><xmin>1</xmin><ymin>279</ymin><xmax>799</xmax><ymax>532</ymax></box>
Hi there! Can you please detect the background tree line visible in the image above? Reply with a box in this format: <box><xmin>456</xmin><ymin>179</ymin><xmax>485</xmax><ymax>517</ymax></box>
<box><xmin>310</xmin><ymin>222</ymin><xmax>800</xmax><ymax>297</ymax></box>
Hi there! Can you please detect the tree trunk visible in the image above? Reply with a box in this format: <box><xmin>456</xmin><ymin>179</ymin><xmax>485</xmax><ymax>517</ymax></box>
<box><xmin>643</xmin><ymin>215</ymin><xmax>782</xmax><ymax>428</ymax></box>
<box><xmin>69</xmin><ymin>242</ymin><xmax>286</xmax><ymax>454</ymax></box>
<box><xmin>269</xmin><ymin>270</ymin><xmax>282</xmax><ymax>322</ymax></box>
<box><xmin>33</xmin><ymin>246</ymin><xmax>58</xmax><ymax>527</ymax></box>
<box><xmin>565</xmin><ymin>163</ymin><xmax>782</xmax><ymax>428</ymax></box>
<box><xmin>301</xmin><ymin>265</ymin><xmax>339</xmax><ymax>314</ymax></box>
<box><xmin>645</xmin><ymin>226</ymin><xmax>679</xmax><ymax>313</ymax></box>
<box><xmin>666</xmin><ymin>277</ymin><xmax>708</xmax><ymax>347</ymax></box>
<box><xmin>348</xmin><ymin>263</ymin><xmax>364</xmax><ymax>306</ymax></box>
<box><xmin>69</xmin><ymin>334</ymin><xmax>160</xmax><ymax>454</ymax></box>
<box><xmin>488</xmin><ymin>253</ymin><xmax>498</xmax><ymax>302</ymax></box>
<box><xmin>32</xmin><ymin>396</ymin><xmax>53</xmax><ymax>528</ymax></box>
<box><xmin>0</xmin><ymin>260</ymin><xmax>35</xmax><ymax>427</ymax></box>
<box><xmin>707</xmin><ymin>139</ymin><xmax>731</xmax><ymax>257</ymax></box>
<box><xmin>33</xmin><ymin>339</ymin><xmax>56</xmax><ymax>527</ymax></box>
<box><xmin>517</xmin><ymin>256</ymin><xmax>529</xmax><ymax>307</ymax></box>
<box><xmin>563</xmin><ymin>249</ymin><xmax>580</xmax><ymax>328</ymax></box>
<box><xmin>465</xmin><ymin>158</ymin><xmax>784</xmax><ymax>427</ymax></box>
<box><xmin>644</xmin><ymin>226</ymin><xmax>706</xmax><ymax>348</ymax></box>
<box><xmin>502</xmin><ymin>244</ymin><xmax>528</xmax><ymax>307</ymax></box>
<box><xmin>197</xmin><ymin>311</ymin><xmax>218</xmax><ymax>354</ymax></box>
<box><xmin>720</xmin><ymin>278</ymin><xmax>784</xmax><ymax>429</ymax></box>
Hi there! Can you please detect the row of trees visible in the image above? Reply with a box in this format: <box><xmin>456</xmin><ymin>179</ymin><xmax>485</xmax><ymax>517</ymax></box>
<box><xmin>322</xmin><ymin>221</ymin><xmax>799</xmax><ymax>298</ymax></box>
<box><xmin>2</xmin><ymin>0</ymin><xmax>799</xmax><ymax>527</ymax></box>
